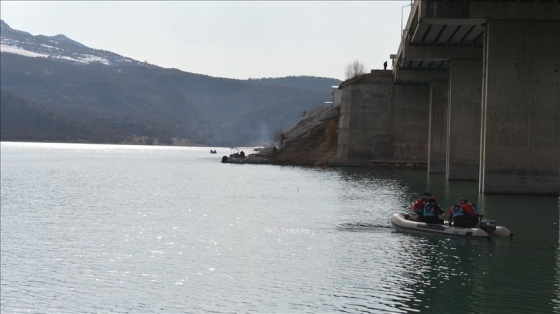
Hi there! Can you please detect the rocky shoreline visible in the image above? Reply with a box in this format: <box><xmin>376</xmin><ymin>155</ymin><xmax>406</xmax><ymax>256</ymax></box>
<box><xmin>258</xmin><ymin>103</ymin><xmax>426</xmax><ymax>169</ymax></box>
<box><xmin>260</xmin><ymin>105</ymin><xmax>339</xmax><ymax>166</ymax></box>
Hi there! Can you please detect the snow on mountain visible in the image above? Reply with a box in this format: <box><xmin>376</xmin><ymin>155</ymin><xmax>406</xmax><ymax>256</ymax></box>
<box><xmin>0</xmin><ymin>20</ymin><xmax>145</xmax><ymax>67</ymax></box>
<box><xmin>1</xmin><ymin>45</ymin><xmax>49</xmax><ymax>58</ymax></box>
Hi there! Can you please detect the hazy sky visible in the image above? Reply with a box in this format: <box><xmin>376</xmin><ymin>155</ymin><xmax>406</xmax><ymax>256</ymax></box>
<box><xmin>1</xmin><ymin>1</ymin><xmax>412</xmax><ymax>80</ymax></box>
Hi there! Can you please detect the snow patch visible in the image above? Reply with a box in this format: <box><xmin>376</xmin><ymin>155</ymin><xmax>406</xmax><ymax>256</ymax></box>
<box><xmin>79</xmin><ymin>54</ymin><xmax>111</xmax><ymax>65</ymax></box>
<box><xmin>40</xmin><ymin>44</ymin><xmax>59</xmax><ymax>50</ymax></box>
<box><xmin>1</xmin><ymin>43</ymin><xmax>112</xmax><ymax>65</ymax></box>
<box><xmin>55</xmin><ymin>55</ymin><xmax>87</xmax><ymax>64</ymax></box>
<box><xmin>0</xmin><ymin>44</ymin><xmax>49</xmax><ymax>58</ymax></box>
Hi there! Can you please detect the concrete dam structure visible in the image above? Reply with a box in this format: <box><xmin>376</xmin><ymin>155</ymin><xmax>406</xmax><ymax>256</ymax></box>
<box><xmin>336</xmin><ymin>0</ymin><xmax>559</xmax><ymax>196</ymax></box>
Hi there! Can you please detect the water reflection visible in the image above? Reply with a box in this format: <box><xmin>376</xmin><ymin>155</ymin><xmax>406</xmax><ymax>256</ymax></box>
<box><xmin>479</xmin><ymin>195</ymin><xmax>559</xmax><ymax>244</ymax></box>
<box><xmin>333</xmin><ymin>168</ymin><xmax>485</xmax><ymax>217</ymax></box>
<box><xmin>2</xmin><ymin>143</ymin><xmax>559</xmax><ymax>313</ymax></box>
<box><xmin>332</xmin><ymin>167</ymin><xmax>422</xmax><ymax>227</ymax></box>
<box><xmin>390</xmin><ymin>231</ymin><xmax>558</xmax><ymax>313</ymax></box>
<box><xmin>330</xmin><ymin>167</ymin><xmax>560</xmax><ymax>313</ymax></box>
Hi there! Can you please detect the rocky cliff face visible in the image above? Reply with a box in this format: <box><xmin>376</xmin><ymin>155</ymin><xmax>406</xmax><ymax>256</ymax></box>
<box><xmin>265</xmin><ymin>105</ymin><xmax>339</xmax><ymax>166</ymax></box>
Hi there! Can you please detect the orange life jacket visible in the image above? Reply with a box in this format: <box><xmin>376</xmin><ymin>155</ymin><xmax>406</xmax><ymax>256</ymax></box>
<box><xmin>412</xmin><ymin>198</ymin><xmax>425</xmax><ymax>214</ymax></box>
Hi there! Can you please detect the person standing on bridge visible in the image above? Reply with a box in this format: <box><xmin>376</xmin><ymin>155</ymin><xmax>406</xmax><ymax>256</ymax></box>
<box><xmin>383</xmin><ymin>61</ymin><xmax>387</xmax><ymax>70</ymax></box>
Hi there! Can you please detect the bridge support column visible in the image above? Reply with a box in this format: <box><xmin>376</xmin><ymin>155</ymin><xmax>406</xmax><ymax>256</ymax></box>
<box><xmin>447</xmin><ymin>59</ymin><xmax>483</xmax><ymax>181</ymax></box>
<box><xmin>428</xmin><ymin>80</ymin><xmax>448</xmax><ymax>174</ymax></box>
<box><xmin>337</xmin><ymin>71</ymin><xmax>394</xmax><ymax>162</ymax></box>
<box><xmin>390</xmin><ymin>84</ymin><xmax>431</xmax><ymax>164</ymax></box>
<box><xmin>336</xmin><ymin>71</ymin><xmax>430</xmax><ymax>165</ymax></box>
<box><xmin>481</xmin><ymin>20</ymin><xmax>560</xmax><ymax>196</ymax></box>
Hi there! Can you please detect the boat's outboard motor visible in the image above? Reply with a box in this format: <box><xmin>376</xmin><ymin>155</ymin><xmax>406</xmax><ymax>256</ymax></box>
<box><xmin>480</xmin><ymin>220</ymin><xmax>497</xmax><ymax>234</ymax></box>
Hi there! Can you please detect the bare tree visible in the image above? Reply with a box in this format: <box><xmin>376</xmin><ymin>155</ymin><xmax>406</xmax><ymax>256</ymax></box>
<box><xmin>344</xmin><ymin>59</ymin><xmax>366</xmax><ymax>79</ymax></box>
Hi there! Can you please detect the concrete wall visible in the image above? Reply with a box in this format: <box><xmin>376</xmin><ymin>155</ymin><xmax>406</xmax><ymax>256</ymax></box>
<box><xmin>333</xmin><ymin>87</ymin><xmax>342</xmax><ymax>107</ymax></box>
<box><xmin>428</xmin><ymin>80</ymin><xmax>448</xmax><ymax>173</ymax></box>
<box><xmin>447</xmin><ymin>59</ymin><xmax>483</xmax><ymax>180</ymax></box>
<box><xmin>336</xmin><ymin>86</ymin><xmax>351</xmax><ymax>161</ymax></box>
<box><xmin>481</xmin><ymin>20</ymin><xmax>560</xmax><ymax>195</ymax></box>
<box><xmin>345</xmin><ymin>0</ymin><xmax>559</xmax><ymax>195</ymax></box>
<box><xmin>337</xmin><ymin>71</ymin><xmax>430</xmax><ymax>164</ymax></box>
<box><xmin>337</xmin><ymin>72</ymin><xmax>394</xmax><ymax>162</ymax></box>
<box><xmin>390</xmin><ymin>84</ymin><xmax>431</xmax><ymax>163</ymax></box>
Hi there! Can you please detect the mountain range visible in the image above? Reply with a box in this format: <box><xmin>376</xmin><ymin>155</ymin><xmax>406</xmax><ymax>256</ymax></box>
<box><xmin>0</xmin><ymin>20</ymin><xmax>341</xmax><ymax>146</ymax></box>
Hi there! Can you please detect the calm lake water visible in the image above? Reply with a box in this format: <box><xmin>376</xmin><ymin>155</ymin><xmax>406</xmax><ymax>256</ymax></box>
<box><xmin>1</xmin><ymin>142</ymin><xmax>559</xmax><ymax>313</ymax></box>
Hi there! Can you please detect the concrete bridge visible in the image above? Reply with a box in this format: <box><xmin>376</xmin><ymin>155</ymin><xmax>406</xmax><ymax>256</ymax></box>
<box><xmin>336</xmin><ymin>0</ymin><xmax>559</xmax><ymax>196</ymax></box>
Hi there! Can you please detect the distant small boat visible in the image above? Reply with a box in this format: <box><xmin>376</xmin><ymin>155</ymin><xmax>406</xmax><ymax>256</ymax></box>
<box><xmin>210</xmin><ymin>149</ymin><xmax>217</xmax><ymax>154</ymax></box>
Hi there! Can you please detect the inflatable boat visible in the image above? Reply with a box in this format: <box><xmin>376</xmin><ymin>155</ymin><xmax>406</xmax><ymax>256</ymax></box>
<box><xmin>390</xmin><ymin>213</ymin><xmax>513</xmax><ymax>238</ymax></box>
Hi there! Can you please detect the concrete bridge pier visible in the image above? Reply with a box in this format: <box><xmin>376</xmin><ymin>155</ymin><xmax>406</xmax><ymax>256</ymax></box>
<box><xmin>428</xmin><ymin>80</ymin><xmax>448</xmax><ymax>174</ymax></box>
<box><xmin>480</xmin><ymin>20</ymin><xmax>560</xmax><ymax>195</ymax></box>
<box><xmin>390</xmin><ymin>84</ymin><xmax>431</xmax><ymax>164</ymax></box>
<box><xmin>447</xmin><ymin>59</ymin><xmax>483</xmax><ymax>181</ymax></box>
<box><xmin>337</xmin><ymin>0</ymin><xmax>559</xmax><ymax>195</ymax></box>
<box><xmin>336</xmin><ymin>71</ymin><xmax>394</xmax><ymax>163</ymax></box>
<box><xmin>336</xmin><ymin>70</ymin><xmax>431</xmax><ymax>166</ymax></box>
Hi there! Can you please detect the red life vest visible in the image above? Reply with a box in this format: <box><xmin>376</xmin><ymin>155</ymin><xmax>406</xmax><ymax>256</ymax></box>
<box><xmin>412</xmin><ymin>198</ymin><xmax>426</xmax><ymax>214</ymax></box>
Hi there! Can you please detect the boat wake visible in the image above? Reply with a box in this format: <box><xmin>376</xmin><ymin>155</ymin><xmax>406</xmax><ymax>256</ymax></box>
<box><xmin>337</xmin><ymin>222</ymin><xmax>392</xmax><ymax>232</ymax></box>
<box><xmin>265</xmin><ymin>226</ymin><xmax>315</xmax><ymax>234</ymax></box>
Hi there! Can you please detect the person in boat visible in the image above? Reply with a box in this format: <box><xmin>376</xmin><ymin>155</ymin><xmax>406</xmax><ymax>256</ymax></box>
<box><xmin>449</xmin><ymin>198</ymin><xmax>480</xmax><ymax>228</ymax></box>
<box><xmin>412</xmin><ymin>192</ymin><xmax>432</xmax><ymax>222</ymax></box>
<box><xmin>422</xmin><ymin>195</ymin><xmax>444</xmax><ymax>224</ymax></box>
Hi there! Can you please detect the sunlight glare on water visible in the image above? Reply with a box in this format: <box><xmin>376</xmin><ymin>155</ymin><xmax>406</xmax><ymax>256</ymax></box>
<box><xmin>1</xmin><ymin>142</ymin><xmax>559</xmax><ymax>313</ymax></box>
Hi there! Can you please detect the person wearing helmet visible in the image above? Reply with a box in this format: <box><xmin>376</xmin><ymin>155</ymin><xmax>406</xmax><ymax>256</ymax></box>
<box><xmin>449</xmin><ymin>198</ymin><xmax>480</xmax><ymax>227</ymax></box>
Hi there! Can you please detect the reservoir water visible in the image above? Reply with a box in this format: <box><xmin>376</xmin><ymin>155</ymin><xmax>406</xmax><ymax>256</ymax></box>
<box><xmin>1</xmin><ymin>142</ymin><xmax>559</xmax><ymax>313</ymax></box>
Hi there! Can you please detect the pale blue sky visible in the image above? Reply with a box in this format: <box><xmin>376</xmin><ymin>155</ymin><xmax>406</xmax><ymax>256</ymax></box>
<box><xmin>1</xmin><ymin>1</ymin><xmax>412</xmax><ymax>80</ymax></box>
